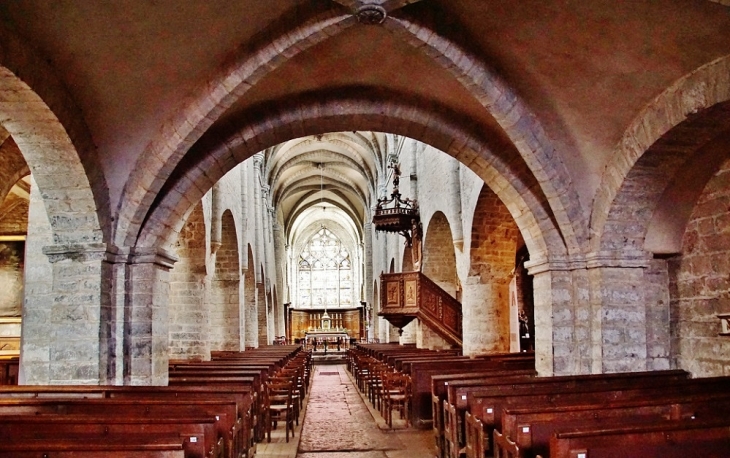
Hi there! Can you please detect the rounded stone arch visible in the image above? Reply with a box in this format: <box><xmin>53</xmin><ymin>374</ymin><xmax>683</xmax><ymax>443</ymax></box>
<box><xmin>169</xmin><ymin>201</ymin><xmax>208</xmax><ymax>360</ymax></box>
<box><xmin>462</xmin><ymin>184</ymin><xmax>523</xmax><ymax>355</ymax></box>
<box><xmin>209</xmin><ymin>209</ymin><xmax>241</xmax><ymax>351</ymax></box>
<box><xmin>402</xmin><ymin>244</ymin><xmax>414</xmax><ymax>272</ymax></box>
<box><xmin>243</xmin><ymin>243</ymin><xmax>257</xmax><ymax>349</ymax></box>
<box><xmin>592</xmin><ymin>55</ymin><xmax>730</xmax><ymax>255</ymax></box>
<box><xmin>668</xmin><ymin>154</ymin><xmax>730</xmax><ymax>377</ymax></box>
<box><xmin>383</xmin><ymin>13</ymin><xmax>588</xmax><ymax>257</ymax></box>
<box><xmin>117</xmin><ymin>4</ymin><xmax>579</xmax><ymax>266</ymax></box>
<box><xmin>0</xmin><ymin>137</ymin><xmax>30</xmax><ymax>206</ymax></box>
<box><xmin>137</xmin><ymin>94</ymin><xmax>562</xmax><ymax>273</ymax></box>
<box><xmin>0</xmin><ymin>48</ymin><xmax>105</xmax><ymax>245</ymax></box>
<box><xmin>116</xmin><ymin>4</ymin><xmax>357</xmax><ymax>250</ymax></box>
<box><xmin>389</xmin><ymin>258</ymin><xmax>396</xmax><ymax>273</ymax></box>
<box><xmin>422</xmin><ymin>211</ymin><xmax>458</xmax><ymax>297</ymax></box>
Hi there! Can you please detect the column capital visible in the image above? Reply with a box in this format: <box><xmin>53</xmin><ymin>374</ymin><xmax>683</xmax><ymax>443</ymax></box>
<box><xmin>42</xmin><ymin>243</ymin><xmax>107</xmax><ymax>263</ymax></box>
<box><xmin>103</xmin><ymin>245</ymin><xmax>179</xmax><ymax>269</ymax></box>
<box><xmin>525</xmin><ymin>250</ymin><xmax>652</xmax><ymax>275</ymax></box>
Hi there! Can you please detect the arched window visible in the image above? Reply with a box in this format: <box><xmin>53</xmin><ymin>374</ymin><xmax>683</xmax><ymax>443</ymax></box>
<box><xmin>297</xmin><ymin>227</ymin><xmax>352</xmax><ymax>308</ymax></box>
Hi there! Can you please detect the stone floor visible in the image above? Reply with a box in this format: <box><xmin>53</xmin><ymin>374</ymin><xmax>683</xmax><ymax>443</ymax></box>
<box><xmin>256</xmin><ymin>363</ymin><xmax>436</xmax><ymax>458</ymax></box>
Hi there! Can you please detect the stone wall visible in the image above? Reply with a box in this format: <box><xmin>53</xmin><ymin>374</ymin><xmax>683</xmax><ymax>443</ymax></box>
<box><xmin>169</xmin><ymin>203</ymin><xmax>208</xmax><ymax>360</ymax></box>
<box><xmin>669</xmin><ymin>157</ymin><xmax>730</xmax><ymax>377</ymax></box>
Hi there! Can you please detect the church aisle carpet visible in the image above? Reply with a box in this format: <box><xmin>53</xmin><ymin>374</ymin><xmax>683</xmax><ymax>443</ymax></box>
<box><xmin>256</xmin><ymin>363</ymin><xmax>434</xmax><ymax>458</ymax></box>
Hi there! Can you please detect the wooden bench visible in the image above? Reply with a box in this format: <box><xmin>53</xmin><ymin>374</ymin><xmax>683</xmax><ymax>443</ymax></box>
<box><xmin>0</xmin><ymin>398</ymin><xmax>237</xmax><ymax>458</ymax></box>
<box><xmin>0</xmin><ymin>384</ymin><xmax>255</xmax><ymax>458</ymax></box>
<box><xmin>0</xmin><ymin>414</ymin><xmax>221</xmax><ymax>458</ymax></box>
<box><xmin>432</xmin><ymin>371</ymin><xmax>537</xmax><ymax>458</ymax></box>
<box><xmin>549</xmin><ymin>417</ymin><xmax>730</xmax><ymax>458</ymax></box>
<box><xmin>410</xmin><ymin>358</ymin><xmax>535</xmax><ymax>428</ymax></box>
<box><xmin>463</xmin><ymin>375</ymin><xmax>730</xmax><ymax>458</ymax></box>
<box><xmin>443</xmin><ymin>370</ymin><xmax>690</xmax><ymax>458</ymax></box>
<box><xmin>0</xmin><ymin>433</ymin><xmax>187</xmax><ymax>457</ymax></box>
<box><xmin>497</xmin><ymin>391</ymin><xmax>730</xmax><ymax>458</ymax></box>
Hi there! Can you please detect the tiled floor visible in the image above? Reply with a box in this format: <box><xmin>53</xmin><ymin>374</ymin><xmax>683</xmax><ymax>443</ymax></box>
<box><xmin>256</xmin><ymin>364</ymin><xmax>435</xmax><ymax>458</ymax></box>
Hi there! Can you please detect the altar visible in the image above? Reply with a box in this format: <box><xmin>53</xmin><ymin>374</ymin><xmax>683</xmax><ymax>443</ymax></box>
<box><xmin>285</xmin><ymin>305</ymin><xmax>365</xmax><ymax>344</ymax></box>
<box><xmin>304</xmin><ymin>330</ymin><xmax>351</xmax><ymax>352</ymax></box>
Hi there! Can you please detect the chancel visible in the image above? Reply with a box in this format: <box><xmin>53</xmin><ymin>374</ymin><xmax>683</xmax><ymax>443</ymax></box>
<box><xmin>0</xmin><ymin>1</ymin><xmax>729</xmax><ymax>456</ymax></box>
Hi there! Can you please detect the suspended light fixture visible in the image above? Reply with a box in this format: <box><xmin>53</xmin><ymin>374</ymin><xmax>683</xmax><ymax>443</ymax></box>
<box><xmin>373</xmin><ymin>150</ymin><xmax>423</xmax><ymax>269</ymax></box>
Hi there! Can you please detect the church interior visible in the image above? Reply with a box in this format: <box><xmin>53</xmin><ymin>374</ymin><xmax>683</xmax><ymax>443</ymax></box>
<box><xmin>0</xmin><ymin>0</ymin><xmax>730</xmax><ymax>456</ymax></box>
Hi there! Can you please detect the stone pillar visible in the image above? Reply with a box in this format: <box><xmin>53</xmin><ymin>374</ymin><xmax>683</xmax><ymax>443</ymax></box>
<box><xmin>461</xmin><ymin>274</ymin><xmax>504</xmax><ymax>355</ymax></box>
<box><xmin>210</xmin><ymin>182</ymin><xmax>222</xmax><ymax>254</ymax></box>
<box><xmin>257</xmin><ymin>283</ymin><xmax>268</xmax><ymax>346</ymax></box>
<box><xmin>22</xmin><ymin>243</ymin><xmax>109</xmax><ymax>385</ymax></box>
<box><xmin>400</xmin><ymin>320</ymin><xmax>416</xmax><ymax>344</ymax></box>
<box><xmin>243</xmin><ymin>267</ymin><xmax>258</xmax><ymax>348</ymax></box>
<box><xmin>273</xmin><ymin>221</ymin><xmax>286</xmax><ymax>336</ymax></box>
<box><xmin>20</xmin><ymin>178</ymin><xmax>55</xmax><ymax>384</ymax></box>
<box><xmin>123</xmin><ymin>247</ymin><xmax>177</xmax><ymax>385</ymax></box>
<box><xmin>527</xmin><ymin>260</ymin><xmax>586</xmax><ymax>377</ymax></box>
<box><xmin>586</xmin><ymin>252</ymin><xmax>652</xmax><ymax>373</ymax></box>
<box><xmin>450</xmin><ymin>161</ymin><xmax>464</xmax><ymax>250</ymax></box>
<box><xmin>363</xmin><ymin>222</ymin><xmax>374</xmax><ymax>341</ymax></box>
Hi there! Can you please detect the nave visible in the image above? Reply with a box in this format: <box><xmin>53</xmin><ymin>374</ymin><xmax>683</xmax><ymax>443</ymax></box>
<box><xmin>258</xmin><ymin>364</ymin><xmax>433</xmax><ymax>458</ymax></box>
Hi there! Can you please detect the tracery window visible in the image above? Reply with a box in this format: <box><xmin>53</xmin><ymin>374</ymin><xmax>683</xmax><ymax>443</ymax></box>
<box><xmin>297</xmin><ymin>227</ymin><xmax>352</xmax><ymax>308</ymax></box>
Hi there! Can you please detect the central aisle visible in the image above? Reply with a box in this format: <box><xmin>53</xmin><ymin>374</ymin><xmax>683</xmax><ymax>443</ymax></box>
<box><xmin>298</xmin><ymin>364</ymin><xmax>434</xmax><ymax>458</ymax></box>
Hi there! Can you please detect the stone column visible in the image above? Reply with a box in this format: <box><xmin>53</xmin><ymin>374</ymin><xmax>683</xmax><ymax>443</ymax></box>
<box><xmin>450</xmin><ymin>160</ymin><xmax>464</xmax><ymax>250</ymax></box>
<box><xmin>243</xmin><ymin>267</ymin><xmax>258</xmax><ymax>348</ymax></box>
<box><xmin>123</xmin><ymin>247</ymin><xmax>177</xmax><ymax>385</ymax></box>
<box><xmin>21</xmin><ymin>243</ymin><xmax>109</xmax><ymax>385</ymax></box>
<box><xmin>526</xmin><ymin>258</ymin><xmax>589</xmax><ymax>377</ymax></box>
<box><xmin>586</xmin><ymin>251</ymin><xmax>653</xmax><ymax>374</ymax></box>
<box><xmin>363</xmin><ymin>222</ymin><xmax>374</xmax><ymax>341</ymax></box>
<box><xmin>210</xmin><ymin>182</ymin><xmax>222</xmax><ymax>255</ymax></box>
<box><xmin>461</xmin><ymin>274</ymin><xmax>502</xmax><ymax>355</ymax></box>
<box><xmin>273</xmin><ymin>221</ymin><xmax>286</xmax><ymax>336</ymax></box>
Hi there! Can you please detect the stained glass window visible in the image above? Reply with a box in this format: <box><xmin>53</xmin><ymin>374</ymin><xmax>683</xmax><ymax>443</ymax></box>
<box><xmin>298</xmin><ymin>227</ymin><xmax>352</xmax><ymax>307</ymax></box>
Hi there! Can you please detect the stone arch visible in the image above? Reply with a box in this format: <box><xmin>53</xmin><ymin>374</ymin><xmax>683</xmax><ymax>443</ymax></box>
<box><xmin>258</xmin><ymin>265</ymin><xmax>269</xmax><ymax>346</ymax></box>
<box><xmin>169</xmin><ymin>202</ymin><xmax>208</xmax><ymax>360</ymax></box>
<box><xmin>0</xmin><ymin>26</ymin><xmax>110</xmax><ymax>384</ymax></box>
<box><xmin>244</xmin><ymin>244</ymin><xmax>257</xmax><ymax>349</ymax></box>
<box><xmin>0</xmin><ymin>137</ymin><xmax>30</xmax><ymax>207</ymax></box>
<box><xmin>667</xmin><ymin>155</ymin><xmax>730</xmax><ymax>377</ymax></box>
<box><xmin>209</xmin><ymin>210</ymin><xmax>241</xmax><ymax>351</ymax></box>
<box><xmin>137</xmin><ymin>94</ymin><xmax>561</xmax><ymax>272</ymax></box>
<box><xmin>592</xmin><ymin>55</ymin><xmax>730</xmax><ymax>255</ymax></box>
<box><xmin>462</xmin><ymin>184</ymin><xmax>522</xmax><ymax>355</ymax></box>
<box><xmin>117</xmin><ymin>6</ymin><xmax>576</xmax><ymax>269</ymax></box>
<box><xmin>384</xmin><ymin>12</ymin><xmax>588</xmax><ymax>258</ymax></box>
<box><xmin>423</xmin><ymin>212</ymin><xmax>458</xmax><ymax>297</ymax></box>
<box><xmin>116</xmin><ymin>5</ymin><xmax>357</xmax><ymax>249</ymax></box>
<box><xmin>0</xmin><ymin>25</ymin><xmax>106</xmax><ymax>245</ymax></box>
<box><xmin>389</xmin><ymin>258</ymin><xmax>396</xmax><ymax>273</ymax></box>
<box><xmin>402</xmin><ymin>244</ymin><xmax>414</xmax><ymax>272</ymax></box>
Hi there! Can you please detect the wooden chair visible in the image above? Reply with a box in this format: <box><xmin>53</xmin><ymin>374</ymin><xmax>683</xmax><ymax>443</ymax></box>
<box><xmin>264</xmin><ymin>380</ymin><xmax>295</xmax><ymax>443</ymax></box>
<box><xmin>382</xmin><ymin>372</ymin><xmax>411</xmax><ymax>428</ymax></box>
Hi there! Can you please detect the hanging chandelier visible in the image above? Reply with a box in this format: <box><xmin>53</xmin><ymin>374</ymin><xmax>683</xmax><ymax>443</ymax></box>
<box><xmin>373</xmin><ymin>157</ymin><xmax>420</xmax><ymax>246</ymax></box>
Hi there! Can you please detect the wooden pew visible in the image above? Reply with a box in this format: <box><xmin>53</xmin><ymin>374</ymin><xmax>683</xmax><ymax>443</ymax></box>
<box><xmin>442</xmin><ymin>370</ymin><xmax>689</xmax><ymax>458</ymax></box>
<box><xmin>497</xmin><ymin>392</ymin><xmax>730</xmax><ymax>458</ymax></box>
<box><xmin>549</xmin><ymin>417</ymin><xmax>730</xmax><ymax>458</ymax></box>
<box><xmin>0</xmin><ymin>398</ymin><xmax>236</xmax><ymax>458</ymax></box>
<box><xmin>432</xmin><ymin>371</ymin><xmax>536</xmax><ymax>458</ymax></box>
<box><xmin>0</xmin><ymin>384</ymin><xmax>255</xmax><ymax>458</ymax></box>
<box><xmin>462</xmin><ymin>375</ymin><xmax>730</xmax><ymax>458</ymax></box>
<box><xmin>0</xmin><ymin>414</ymin><xmax>221</xmax><ymax>458</ymax></box>
<box><xmin>410</xmin><ymin>358</ymin><xmax>535</xmax><ymax>428</ymax></box>
<box><xmin>0</xmin><ymin>433</ymin><xmax>187</xmax><ymax>458</ymax></box>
